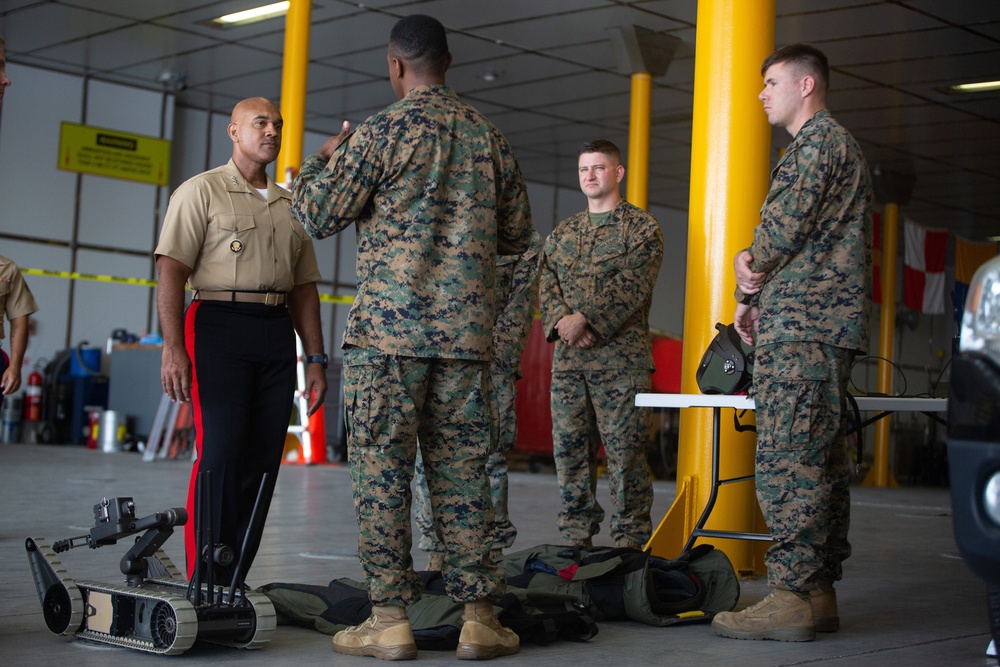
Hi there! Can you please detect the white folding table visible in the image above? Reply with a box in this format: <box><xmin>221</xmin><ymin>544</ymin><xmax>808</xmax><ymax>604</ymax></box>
<box><xmin>635</xmin><ymin>393</ymin><xmax>948</xmax><ymax>551</ymax></box>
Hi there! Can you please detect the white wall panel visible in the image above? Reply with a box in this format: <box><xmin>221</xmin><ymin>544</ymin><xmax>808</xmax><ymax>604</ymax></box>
<box><xmin>77</xmin><ymin>81</ymin><xmax>168</xmax><ymax>252</ymax></box>
<box><xmin>0</xmin><ymin>63</ymin><xmax>81</xmax><ymax>242</ymax></box>
<box><xmin>77</xmin><ymin>174</ymin><xmax>161</xmax><ymax>251</ymax></box>
<box><xmin>70</xmin><ymin>249</ymin><xmax>153</xmax><ymax>355</ymax></box>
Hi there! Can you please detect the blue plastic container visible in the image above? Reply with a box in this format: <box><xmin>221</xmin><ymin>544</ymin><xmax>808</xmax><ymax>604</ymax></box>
<box><xmin>70</xmin><ymin>347</ymin><xmax>102</xmax><ymax>377</ymax></box>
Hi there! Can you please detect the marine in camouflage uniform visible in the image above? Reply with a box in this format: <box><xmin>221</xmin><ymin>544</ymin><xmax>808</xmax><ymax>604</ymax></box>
<box><xmin>538</xmin><ymin>140</ymin><xmax>663</xmax><ymax>549</ymax></box>
<box><xmin>714</xmin><ymin>44</ymin><xmax>872</xmax><ymax>643</ymax></box>
<box><xmin>290</xmin><ymin>25</ymin><xmax>534</xmax><ymax>614</ymax></box>
<box><xmin>414</xmin><ymin>232</ymin><xmax>542</xmax><ymax>563</ymax></box>
<box><xmin>739</xmin><ymin>107</ymin><xmax>872</xmax><ymax>596</ymax></box>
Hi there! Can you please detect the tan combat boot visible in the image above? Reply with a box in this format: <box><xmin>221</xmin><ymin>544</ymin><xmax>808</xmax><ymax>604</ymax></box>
<box><xmin>456</xmin><ymin>599</ymin><xmax>520</xmax><ymax>660</ymax></box>
<box><xmin>332</xmin><ymin>604</ymin><xmax>418</xmax><ymax>660</ymax></box>
<box><xmin>711</xmin><ymin>588</ymin><xmax>816</xmax><ymax>642</ymax></box>
<box><xmin>811</xmin><ymin>583</ymin><xmax>839</xmax><ymax>632</ymax></box>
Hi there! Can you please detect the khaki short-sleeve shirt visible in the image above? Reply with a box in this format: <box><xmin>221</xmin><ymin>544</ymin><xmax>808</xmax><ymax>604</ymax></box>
<box><xmin>155</xmin><ymin>159</ymin><xmax>320</xmax><ymax>291</ymax></box>
<box><xmin>0</xmin><ymin>255</ymin><xmax>39</xmax><ymax>341</ymax></box>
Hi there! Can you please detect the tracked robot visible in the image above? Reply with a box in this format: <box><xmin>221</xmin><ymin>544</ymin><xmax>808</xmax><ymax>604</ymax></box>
<box><xmin>25</xmin><ymin>472</ymin><xmax>276</xmax><ymax>655</ymax></box>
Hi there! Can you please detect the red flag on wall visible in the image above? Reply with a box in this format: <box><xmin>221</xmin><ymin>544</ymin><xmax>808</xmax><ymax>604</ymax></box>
<box><xmin>903</xmin><ymin>219</ymin><xmax>947</xmax><ymax>314</ymax></box>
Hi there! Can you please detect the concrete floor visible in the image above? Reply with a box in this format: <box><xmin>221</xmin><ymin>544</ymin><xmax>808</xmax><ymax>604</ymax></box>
<box><xmin>0</xmin><ymin>442</ymin><xmax>995</xmax><ymax>666</ymax></box>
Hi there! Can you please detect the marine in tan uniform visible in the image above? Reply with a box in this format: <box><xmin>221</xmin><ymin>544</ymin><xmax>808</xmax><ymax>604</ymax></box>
<box><xmin>0</xmin><ymin>39</ymin><xmax>35</xmax><ymax>404</ymax></box>
<box><xmin>0</xmin><ymin>255</ymin><xmax>39</xmax><ymax>403</ymax></box>
<box><xmin>155</xmin><ymin>97</ymin><xmax>327</xmax><ymax>586</ymax></box>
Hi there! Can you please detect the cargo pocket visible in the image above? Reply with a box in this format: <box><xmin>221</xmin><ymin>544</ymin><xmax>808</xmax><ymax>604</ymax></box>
<box><xmin>343</xmin><ymin>348</ymin><xmax>390</xmax><ymax>449</ymax></box>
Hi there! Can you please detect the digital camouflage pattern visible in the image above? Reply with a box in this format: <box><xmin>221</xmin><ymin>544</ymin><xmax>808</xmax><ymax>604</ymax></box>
<box><xmin>292</xmin><ymin>83</ymin><xmax>534</xmax><ymax>606</ymax></box>
<box><xmin>492</xmin><ymin>231</ymin><xmax>543</xmax><ymax>376</ymax></box>
<box><xmin>550</xmin><ymin>368</ymin><xmax>653</xmax><ymax>546</ymax></box>
<box><xmin>343</xmin><ymin>347</ymin><xmax>503</xmax><ymax>606</ymax></box>
<box><xmin>538</xmin><ymin>199</ymin><xmax>661</xmax><ymax>547</ymax></box>
<box><xmin>292</xmin><ymin>84</ymin><xmax>533</xmax><ymax>362</ymax></box>
<box><xmin>737</xmin><ymin>109</ymin><xmax>873</xmax><ymax>353</ymax></box>
<box><xmin>741</xmin><ymin>109</ymin><xmax>872</xmax><ymax>593</ymax></box>
<box><xmin>414</xmin><ymin>233</ymin><xmax>542</xmax><ymax>556</ymax></box>
<box><xmin>414</xmin><ymin>366</ymin><xmax>517</xmax><ymax>555</ymax></box>
<box><xmin>753</xmin><ymin>342</ymin><xmax>854</xmax><ymax>591</ymax></box>
<box><xmin>539</xmin><ymin>199</ymin><xmax>663</xmax><ymax>372</ymax></box>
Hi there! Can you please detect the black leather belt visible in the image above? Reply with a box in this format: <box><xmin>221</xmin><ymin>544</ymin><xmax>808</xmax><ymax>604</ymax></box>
<box><xmin>193</xmin><ymin>290</ymin><xmax>286</xmax><ymax>306</ymax></box>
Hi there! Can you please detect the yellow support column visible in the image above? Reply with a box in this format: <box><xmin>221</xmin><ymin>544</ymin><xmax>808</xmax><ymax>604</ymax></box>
<box><xmin>626</xmin><ymin>72</ymin><xmax>651</xmax><ymax>210</ymax></box>
<box><xmin>277</xmin><ymin>0</ymin><xmax>312</xmax><ymax>186</ymax></box>
<box><xmin>864</xmin><ymin>202</ymin><xmax>900</xmax><ymax>487</ymax></box>
<box><xmin>646</xmin><ymin>0</ymin><xmax>774</xmax><ymax>576</ymax></box>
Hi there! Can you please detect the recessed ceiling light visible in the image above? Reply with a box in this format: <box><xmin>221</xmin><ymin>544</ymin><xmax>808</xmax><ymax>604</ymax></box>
<box><xmin>210</xmin><ymin>1</ymin><xmax>290</xmax><ymax>28</ymax></box>
<box><xmin>947</xmin><ymin>79</ymin><xmax>1000</xmax><ymax>94</ymax></box>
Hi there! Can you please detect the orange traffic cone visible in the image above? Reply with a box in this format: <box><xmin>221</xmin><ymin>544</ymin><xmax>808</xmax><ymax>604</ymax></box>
<box><xmin>301</xmin><ymin>406</ymin><xmax>327</xmax><ymax>464</ymax></box>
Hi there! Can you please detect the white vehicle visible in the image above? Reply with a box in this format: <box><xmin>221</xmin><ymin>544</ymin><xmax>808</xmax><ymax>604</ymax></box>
<box><xmin>947</xmin><ymin>254</ymin><xmax>1000</xmax><ymax>661</ymax></box>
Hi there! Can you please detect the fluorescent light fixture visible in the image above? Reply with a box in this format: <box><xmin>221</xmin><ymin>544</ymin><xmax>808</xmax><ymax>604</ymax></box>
<box><xmin>949</xmin><ymin>79</ymin><xmax>1000</xmax><ymax>94</ymax></box>
<box><xmin>212</xmin><ymin>1</ymin><xmax>290</xmax><ymax>27</ymax></box>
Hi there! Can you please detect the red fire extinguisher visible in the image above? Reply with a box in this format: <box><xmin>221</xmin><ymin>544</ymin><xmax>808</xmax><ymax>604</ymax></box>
<box><xmin>24</xmin><ymin>368</ymin><xmax>42</xmax><ymax>423</ymax></box>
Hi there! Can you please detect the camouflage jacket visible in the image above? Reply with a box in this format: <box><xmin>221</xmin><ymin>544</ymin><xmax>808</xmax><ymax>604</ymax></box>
<box><xmin>739</xmin><ymin>110</ymin><xmax>873</xmax><ymax>352</ymax></box>
<box><xmin>539</xmin><ymin>199</ymin><xmax>663</xmax><ymax>372</ymax></box>
<box><xmin>494</xmin><ymin>230</ymin><xmax>541</xmax><ymax>376</ymax></box>
<box><xmin>291</xmin><ymin>85</ymin><xmax>534</xmax><ymax>361</ymax></box>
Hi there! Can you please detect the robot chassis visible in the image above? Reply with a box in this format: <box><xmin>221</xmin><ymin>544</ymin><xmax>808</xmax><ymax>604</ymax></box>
<box><xmin>25</xmin><ymin>472</ymin><xmax>276</xmax><ymax>655</ymax></box>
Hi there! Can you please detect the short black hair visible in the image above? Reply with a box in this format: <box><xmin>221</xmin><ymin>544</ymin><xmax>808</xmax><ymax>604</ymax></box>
<box><xmin>578</xmin><ymin>139</ymin><xmax>621</xmax><ymax>162</ymax></box>
<box><xmin>389</xmin><ymin>15</ymin><xmax>449</xmax><ymax>72</ymax></box>
<box><xmin>762</xmin><ymin>43</ymin><xmax>829</xmax><ymax>93</ymax></box>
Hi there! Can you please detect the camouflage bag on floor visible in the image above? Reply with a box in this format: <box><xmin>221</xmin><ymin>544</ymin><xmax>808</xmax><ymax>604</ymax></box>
<box><xmin>499</xmin><ymin>543</ymin><xmax>739</xmax><ymax>626</ymax></box>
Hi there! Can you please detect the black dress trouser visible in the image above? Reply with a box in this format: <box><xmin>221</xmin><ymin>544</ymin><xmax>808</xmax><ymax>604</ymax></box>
<box><xmin>183</xmin><ymin>300</ymin><xmax>296</xmax><ymax>584</ymax></box>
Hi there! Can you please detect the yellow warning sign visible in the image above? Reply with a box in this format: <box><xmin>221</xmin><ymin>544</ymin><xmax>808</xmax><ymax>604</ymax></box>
<box><xmin>57</xmin><ymin>122</ymin><xmax>171</xmax><ymax>186</ymax></box>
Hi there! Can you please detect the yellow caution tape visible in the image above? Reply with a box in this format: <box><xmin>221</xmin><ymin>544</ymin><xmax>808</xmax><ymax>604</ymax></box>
<box><xmin>21</xmin><ymin>267</ymin><xmax>158</xmax><ymax>287</ymax></box>
<box><xmin>20</xmin><ymin>267</ymin><xmax>355</xmax><ymax>304</ymax></box>
<box><xmin>321</xmin><ymin>294</ymin><xmax>355</xmax><ymax>305</ymax></box>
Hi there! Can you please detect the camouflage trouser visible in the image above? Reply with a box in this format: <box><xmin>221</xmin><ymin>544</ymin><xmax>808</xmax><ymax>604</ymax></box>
<box><xmin>551</xmin><ymin>369</ymin><xmax>653</xmax><ymax>546</ymax></box>
<box><xmin>343</xmin><ymin>346</ymin><xmax>505</xmax><ymax>606</ymax></box>
<box><xmin>753</xmin><ymin>341</ymin><xmax>855</xmax><ymax>592</ymax></box>
<box><xmin>414</xmin><ymin>365</ymin><xmax>518</xmax><ymax>555</ymax></box>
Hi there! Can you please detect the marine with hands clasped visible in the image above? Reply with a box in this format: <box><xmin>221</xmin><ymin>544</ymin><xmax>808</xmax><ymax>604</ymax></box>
<box><xmin>711</xmin><ymin>44</ymin><xmax>873</xmax><ymax>643</ymax></box>
<box><xmin>538</xmin><ymin>139</ymin><xmax>663</xmax><ymax>552</ymax></box>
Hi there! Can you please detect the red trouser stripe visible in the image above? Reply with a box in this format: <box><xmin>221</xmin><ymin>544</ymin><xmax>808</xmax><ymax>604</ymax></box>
<box><xmin>183</xmin><ymin>300</ymin><xmax>204</xmax><ymax>578</ymax></box>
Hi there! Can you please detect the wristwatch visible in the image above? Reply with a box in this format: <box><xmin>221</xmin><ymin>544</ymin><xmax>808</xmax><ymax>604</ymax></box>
<box><xmin>306</xmin><ymin>354</ymin><xmax>329</xmax><ymax>369</ymax></box>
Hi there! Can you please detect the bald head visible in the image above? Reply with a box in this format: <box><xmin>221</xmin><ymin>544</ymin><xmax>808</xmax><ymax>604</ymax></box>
<box><xmin>228</xmin><ymin>97</ymin><xmax>283</xmax><ymax>176</ymax></box>
<box><xmin>231</xmin><ymin>97</ymin><xmax>279</xmax><ymax>124</ymax></box>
